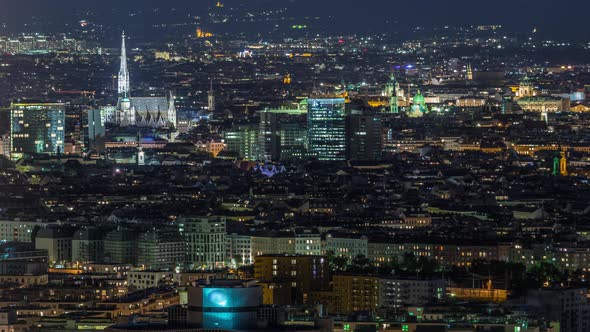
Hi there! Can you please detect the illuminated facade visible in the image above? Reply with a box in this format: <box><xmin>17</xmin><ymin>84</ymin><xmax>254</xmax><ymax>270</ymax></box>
<box><xmin>383</xmin><ymin>74</ymin><xmax>399</xmax><ymax>113</ymax></box>
<box><xmin>10</xmin><ymin>102</ymin><xmax>65</xmax><ymax>160</ymax></box>
<box><xmin>517</xmin><ymin>96</ymin><xmax>570</xmax><ymax>113</ymax></box>
<box><xmin>307</xmin><ymin>98</ymin><xmax>347</xmax><ymax>161</ymax></box>
<box><xmin>178</xmin><ymin>216</ymin><xmax>226</xmax><ymax>270</ymax></box>
<box><xmin>224</xmin><ymin>124</ymin><xmax>260</xmax><ymax>160</ymax></box>
<box><xmin>0</xmin><ymin>135</ymin><xmax>10</xmax><ymax>158</ymax></box>
<box><xmin>118</xmin><ymin>32</ymin><xmax>130</xmax><ymax>97</ymax></box>
<box><xmin>187</xmin><ymin>280</ymin><xmax>262</xmax><ymax>330</ymax></box>
<box><xmin>254</xmin><ymin>254</ymin><xmax>329</xmax><ymax>305</ymax></box>
<box><xmin>516</xmin><ymin>75</ymin><xmax>535</xmax><ymax>98</ymax></box>
<box><xmin>408</xmin><ymin>91</ymin><xmax>427</xmax><ymax>117</ymax></box>
<box><xmin>113</xmin><ymin>32</ymin><xmax>177</xmax><ymax>128</ymax></box>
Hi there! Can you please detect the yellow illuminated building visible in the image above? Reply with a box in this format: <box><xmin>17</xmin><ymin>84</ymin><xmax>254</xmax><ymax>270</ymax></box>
<box><xmin>283</xmin><ymin>73</ymin><xmax>292</xmax><ymax>85</ymax></box>
<box><xmin>196</xmin><ymin>28</ymin><xmax>214</xmax><ymax>38</ymax></box>
<box><xmin>447</xmin><ymin>284</ymin><xmax>508</xmax><ymax>303</ymax></box>
<box><xmin>560</xmin><ymin>150</ymin><xmax>567</xmax><ymax>176</ymax></box>
<box><xmin>332</xmin><ymin>275</ymin><xmax>380</xmax><ymax>314</ymax></box>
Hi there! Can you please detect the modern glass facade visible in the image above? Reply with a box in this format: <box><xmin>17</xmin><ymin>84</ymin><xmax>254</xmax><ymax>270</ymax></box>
<box><xmin>307</xmin><ymin>98</ymin><xmax>347</xmax><ymax>161</ymax></box>
<box><xmin>224</xmin><ymin>124</ymin><xmax>260</xmax><ymax>160</ymax></box>
<box><xmin>10</xmin><ymin>102</ymin><xmax>65</xmax><ymax>160</ymax></box>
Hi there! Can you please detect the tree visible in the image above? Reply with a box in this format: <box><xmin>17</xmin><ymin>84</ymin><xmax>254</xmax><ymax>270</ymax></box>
<box><xmin>325</xmin><ymin>250</ymin><xmax>348</xmax><ymax>272</ymax></box>
<box><xmin>349</xmin><ymin>255</ymin><xmax>373</xmax><ymax>274</ymax></box>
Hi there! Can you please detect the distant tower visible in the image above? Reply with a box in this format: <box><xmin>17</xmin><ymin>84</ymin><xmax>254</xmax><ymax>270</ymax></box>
<box><xmin>384</xmin><ymin>74</ymin><xmax>399</xmax><ymax>113</ymax></box>
<box><xmin>541</xmin><ymin>105</ymin><xmax>548</xmax><ymax>124</ymax></box>
<box><xmin>553</xmin><ymin>155</ymin><xmax>560</xmax><ymax>176</ymax></box>
<box><xmin>167</xmin><ymin>91</ymin><xmax>177</xmax><ymax>128</ymax></box>
<box><xmin>118</xmin><ymin>32</ymin><xmax>130</xmax><ymax>97</ymax></box>
<box><xmin>208</xmin><ymin>78</ymin><xmax>215</xmax><ymax>112</ymax></box>
<box><xmin>137</xmin><ymin>130</ymin><xmax>145</xmax><ymax>166</ymax></box>
<box><xmin>560</xmin><ymin>150</ymin><xmax>567</xmax><ymax>176</ymax></box>
<box><xmin>466</xmin><ymin>63</ymin><xmax>474</xmax><ymax>81</ymax></box>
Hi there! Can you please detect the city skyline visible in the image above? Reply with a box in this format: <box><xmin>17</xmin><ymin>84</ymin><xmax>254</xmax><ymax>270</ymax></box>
<box><xmin>0</xmin><ymin>1</ymin><xmax>590</xmax><ymax>331</ymax></box>
<box><xmin>0</xmin><ymin>0</ymin><xmax>589</xmax><ymax>40</ymax></box>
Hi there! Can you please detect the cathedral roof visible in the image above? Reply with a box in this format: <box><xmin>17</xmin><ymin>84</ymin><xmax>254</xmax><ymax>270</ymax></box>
<box><xmin>117</xmin><ymin>96</ymin><xmax>172</xmax><ymax>112</ymax></box>
<box><xmin>127</xmin><ymin>97</ymin><xmax>170</xmax><ymax>111</ymax></box>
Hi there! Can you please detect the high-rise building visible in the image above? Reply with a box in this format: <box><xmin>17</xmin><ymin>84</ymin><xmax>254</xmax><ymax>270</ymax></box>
<box><xmin>35</xmin><ymin>228</ymin><xmax>73</xmax><ymax>264</ymax></box>
<box><xmin>10</xmin><ymin>101</ymin><xmax>65</xmax><ymax>160</ymax></box>
<box><xmin>86</xmin><ymin>109</ymin><xmax>105</xmax><ymax>153</ymax></box>
<box><xmin>136</xmin><ymin>230</ymin><xmax>185</xmax><ymax>271</ymax></box>
<box><xmin>208</xmin><ymin>78</ymin><xmax>215</xmax><ymax>112</ymax></box>
<box><xmin>279</xmin><ymin>123</ymin><xmax>308</xmax><ymax>160</ymax></box>
<box><xmin>72</xmin><ymin>227</ymin><xmax>103</xmax><ymax>264</ymax></box>
<box><xmin>118</xmin><ymin>32</ymin><xmax>130</xmax><ymax>97</ymax></box>
<box><xmin>224</xmin><ymin>124</ymin><xmax>260</xmax><ymax>160</ymax></box>
<box><xmin>178</xmin><ymin>216</ymin><xmax>227</xmax><ymax>270</ymax></box>
<box><xmin>103</xmin><ymin>228</ymin><xmax>137</xmax><ymax>265</ymax></box>
<box><xmin>259</xmin><ymin>111</ymin><xmax>279</xmax><ymax>161</ymax></box>
<box><xmin>307</xmin><ymin>97</ymin><xmax>347</xmax><ymax>161</ymax></box>
<box><xmin>347</xmin><ymin>111</ymin><xmax>382</xmax><ymax>161</ymax></box>
<box><xmin>259</xmin><ymin>104</ymin><xmax>308</xmax><ymax>161</ymax></box>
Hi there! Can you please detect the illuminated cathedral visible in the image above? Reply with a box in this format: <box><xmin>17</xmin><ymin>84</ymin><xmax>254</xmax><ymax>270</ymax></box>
<box><xmin>111</xmin><ymin>32</ymin><xmax>177</xmax><ymax>128</ymax></box>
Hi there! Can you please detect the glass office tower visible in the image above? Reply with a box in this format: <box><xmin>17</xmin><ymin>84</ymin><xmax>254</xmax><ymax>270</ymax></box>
<box><xmin>307</xmin><ymin>98</ymin><xmax>346</xmax><ymax>161</ymax></box>
<box><xmin>10</xmin><ymin>102</ymin><xmax>65</xmax><ymax>160</ymax></box>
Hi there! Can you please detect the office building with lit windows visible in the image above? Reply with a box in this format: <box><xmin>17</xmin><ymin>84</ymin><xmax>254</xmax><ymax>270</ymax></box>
<box><xmin>347</xmin><ymin>110</ymin><xmax>382</xmax><ymax>161</ymax></box>
<box><xmin>307</xmin><ymin>97</ymin><xmax>347</xmax><ymax>161</ymax></box>
<box><xmin>178</xmin><ymin>216</ymin><xmax>227</xmax><ymax>270</ymax></box>
<box><xmin>10</xmin><ymin>102</ymin><xmax>65</xmax><ymax>160</ymax></box>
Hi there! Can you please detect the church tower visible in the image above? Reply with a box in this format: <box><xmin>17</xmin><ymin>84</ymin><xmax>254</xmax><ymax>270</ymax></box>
<box><xmin>466</xmin><ymin>63</ymin><xmax>474</xmax><ymax>81</ymax></box>
<box><xmin>118</xmin><ymin>32</ymin><xmax>130</xmax><ymax>97</ymax></box>
<box><xmin>541</xmin><ymin>105</ymin><xmax>548</xmax><ymax>124</ymax></box>
<box><xmin>384</xmin><ymin>74</ymin><xmax>399</xmax><ymax>113</ymax></box>
<box><xmin>560</xmin><ymin>150</ymin><xmax>567</xmax><ymax>176</ymax></box>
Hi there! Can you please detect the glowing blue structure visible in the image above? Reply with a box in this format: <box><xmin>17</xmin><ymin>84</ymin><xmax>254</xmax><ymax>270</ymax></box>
<box><xmin>188</xmin><ymin>280</ymin><xmax>262</xmax><ymax>330</ymax></box>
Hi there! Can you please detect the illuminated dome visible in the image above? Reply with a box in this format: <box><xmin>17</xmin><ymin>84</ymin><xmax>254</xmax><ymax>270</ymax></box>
<box><xmin>412</xmin><ymin>90</ymin><xmax>425</xmax><ymax>104</ymax></box>
<box><xmin>520</xmin><ymin>74</ymin><xmax>532</xmax><ymax>86</ymax></box>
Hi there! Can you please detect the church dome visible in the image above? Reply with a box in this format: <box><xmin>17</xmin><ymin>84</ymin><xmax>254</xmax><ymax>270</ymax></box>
<box><xmin>412</xmin><ymin>90</ymin><xmax>425</xmax><ymax>104</ymax></box>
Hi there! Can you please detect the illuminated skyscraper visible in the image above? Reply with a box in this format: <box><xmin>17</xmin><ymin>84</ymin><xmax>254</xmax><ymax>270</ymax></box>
<box><xmin>118</xmin><ymin>32</ymin><xmax>130</xmax><ymax>97</ymax></box>
<box><xmin>307</xmin><ymin>97</ymin><xmax>347</xmax><ymax>161</ymax></box>
<box><xmin>347</xmin><ymin>111</ymin><xmax>382</xmax><ymax>161</ymax></box>
<box><xmin>86</xmin><ymin>109</ymin><xmax>105</xmax><ymax>154</ymax></box>
<box><xmin>10</xmin><ymin>102</ymin><xmax>65</xmax><ymax>160</ymax></box>
<box><xmin>208</xmin><ymin>78</ymin><xmax>215</xmax><ymax>112</ymax></box>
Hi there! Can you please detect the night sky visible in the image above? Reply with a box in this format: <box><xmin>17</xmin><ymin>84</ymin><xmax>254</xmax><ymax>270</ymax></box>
<box><xmin>0</xmin><ymin>0</ymin><xmax>589</xmax><ymax>40</ymax></box>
